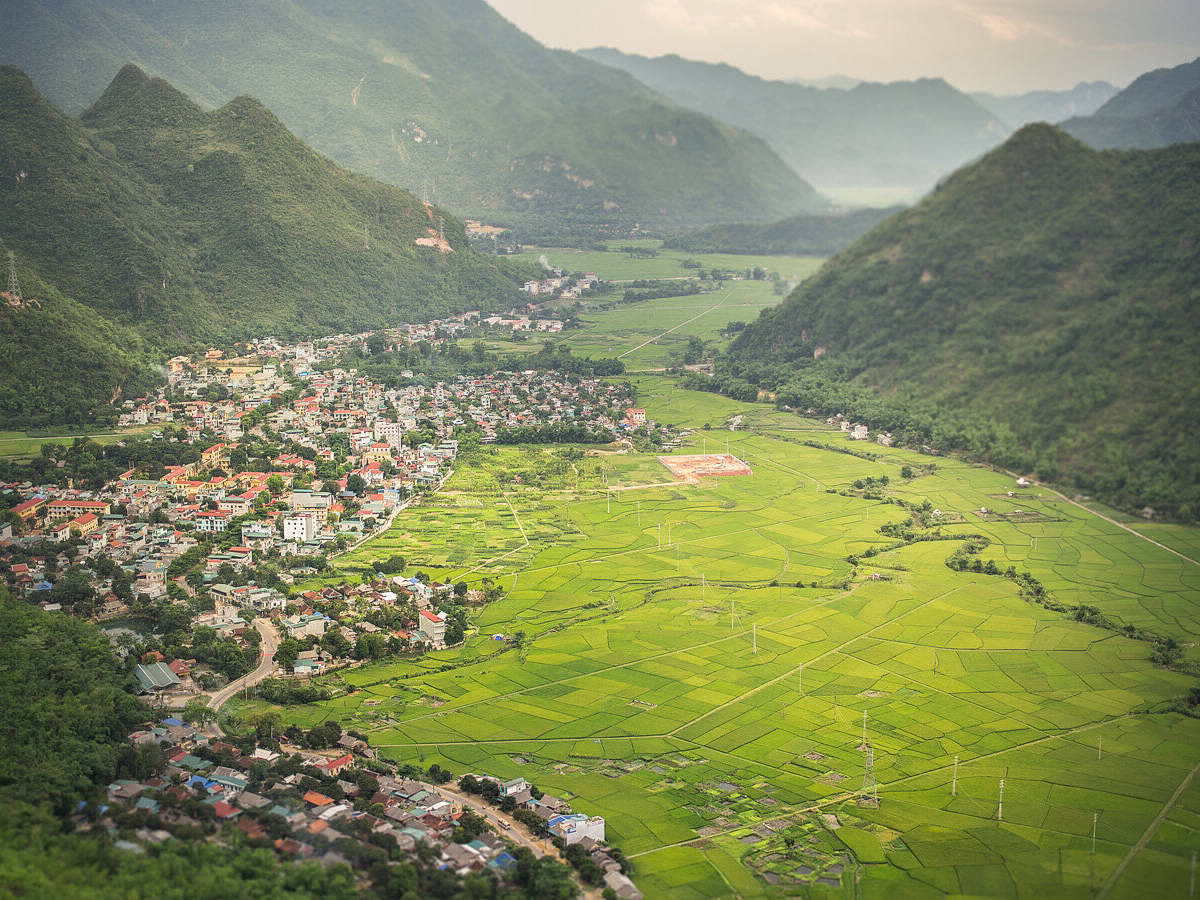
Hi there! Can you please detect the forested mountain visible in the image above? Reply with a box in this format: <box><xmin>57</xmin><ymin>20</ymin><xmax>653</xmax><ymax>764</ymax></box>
<box><xmin>579</xmin><ymin>48</ymin><xmax>1010</xmax><ymax>197</ymax></box>
<box><xmin>720</xmin><ymin>125</ymin><xmax>1200</xmax><ymax>519</ymax></box>
<box><xmin>971</xmin><ymin>82</ymin><xmax>1117</xmax><ymax>129</ymax></box>
<box><xmin>1062</xmin><ymin>57</ymin><xmax>1200</xmax><ymax>148</ymax></box>
<box><xmin>0</xmin><ymin>0</ymin><xmax>822</xmax><ymax>231</ymax></box>
<box><xmin>664</xmin><ymin>207</ymin><xmax>904</xmax><ymax>256</ymax></box>
<box><xmin>0</xmin><ymin>64</ymin><xmax>524</xmax><ymax>425</ymax></box>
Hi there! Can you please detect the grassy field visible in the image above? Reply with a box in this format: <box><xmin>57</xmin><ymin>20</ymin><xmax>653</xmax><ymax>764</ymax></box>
<box><xmin>518</xmin><ymin>241</ymin><xmax>825</xmax><ymax>284</ymax></box>
<box><xmin>237</xmin><ymin>385</ymin><xmax>1200</xmax><ymax>899</ymax></box>
<box><xmin>0</xmin><ymin>425</ymin><xmax>156</xmax><ymax>460</ymax></box>
<box><xmin>478</xmin><ymin>242</ymin><xmax>825</xmax><ymax>370</ymax></box>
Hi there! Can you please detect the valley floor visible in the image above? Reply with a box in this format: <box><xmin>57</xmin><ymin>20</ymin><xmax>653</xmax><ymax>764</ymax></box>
<box><xmin>231</xmin><ymin>384</ymin><xmax>1200</xmax><ymax>899</ymax></box>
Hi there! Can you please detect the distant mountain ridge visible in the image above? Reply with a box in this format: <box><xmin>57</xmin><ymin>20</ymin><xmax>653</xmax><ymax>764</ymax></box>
<box><xmin>1062</xmin><ymin>56</ymin><xmax>1200</xmax><ymax>148</ymax></box>
<box><xmin>0</xmin><ymin>0</ymin><xmax>823</xmax><ymax>231</ymax></box>
<box><xmin>579</xmin><ymin>47</ymin><xmax>1010</xmax><ymax>197</ymax></box>
<box><xmin>971</xmin><ymin>82</ymin><xmax>1118</xmax><ymax>129</ymax></box>
<box><xmin>664</xmin><ymin>207</ymin><xmax>905</xmax><ymax>257</ymax></box>
<box><xmin>721</xmin><ymin>124</ymin><xmax>1200</xmax><ymax>519</ymax></box>
<box><xmin>0</xmin><ymin>64</ymin><xmax>526</xmax><ymax>425</ymax></box>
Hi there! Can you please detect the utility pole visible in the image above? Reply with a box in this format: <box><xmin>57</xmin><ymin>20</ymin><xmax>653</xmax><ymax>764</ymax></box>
<box><xmin>1091</xmin><ymin>812</ymin><xmax>1098</xmax><ymax>854</ymax></box>
<box><xmin>753</xmin><ymin>623</ymin><xmax>757</xmax><ymax>654</ymax></box>
<box><xmin>363</xmin><ymin>223</ymin><xmax>371</xmax><ymax>250</ymax></box>
<box><xmin>952</xmin><ymin>756</ymin><xmax>959</xmax><ymax>797</ymax></box>
<box><xmin>861</xmin><ymin>745</ymin><xmax>878</xmax><ymax>808</ymax></box>
<box><xmin>5</xmin><ymin>251</ymin><xmax>21</xmax><ymax>304</ymax></box>
<box><xmin>798</xmin><ymin>664</ymin><xmax>802</xmax><ymax>697</ymax></box>
<box><xmin>997</xmin><ymin>779</ymin><xmax>1005</xmax><ymax>821</ymax></box>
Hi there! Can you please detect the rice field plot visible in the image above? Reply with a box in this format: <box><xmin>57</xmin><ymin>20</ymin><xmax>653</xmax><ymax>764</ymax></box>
<box><xmin>517</xmin><ymin>242</ymin><xmax>825</xmax><ymax>284</ymax></box>
<box><xmin>266</xmin><ymin>393</ymin><xmax>1200</xmax><ymax>899</ymax></box>
<box><xmin>559</xmin><ymin>280</ymin><xmax>783</xmax><ymax>370</ymax></box>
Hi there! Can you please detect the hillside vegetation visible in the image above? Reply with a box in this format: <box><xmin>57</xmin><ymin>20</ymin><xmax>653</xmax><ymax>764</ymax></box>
<box><xmin>1063</xmin><ymin>56</ymin><xmax>1200</xmax><ymax>148</ymax></box>
<box><xmin>0</xmin><ymin>64</ymin><xmax>525</xmax><ymax>425</ymax></box>
<box><xmin>0</xmin><ymin>0</ymin><xmax>822</xmax><ymax>231</ymax></box>
<box><xmin>580</xmin><ymin>48</ymin><xmax>1009</xmax><ymax>196</ymax></box>
<box><xmin>722</xmin><ymin>124</ymin><xmax>1200</xmax><ymax>519</ymax></box>
<box><xmin>664</xmin><ymin>207</ymin><xmax>904</xmax><ymax>256</ymax></box>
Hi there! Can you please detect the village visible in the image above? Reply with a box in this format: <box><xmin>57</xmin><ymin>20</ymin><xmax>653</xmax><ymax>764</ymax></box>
<box><xmin>0</xmin><ymin>315</ymin><xmax>657</xmax><ymax>701</ymax></box>
<box><xmin>98</xmin><ymin>715</ymin><xmax>640</xmax><ymax>898</ymax></box>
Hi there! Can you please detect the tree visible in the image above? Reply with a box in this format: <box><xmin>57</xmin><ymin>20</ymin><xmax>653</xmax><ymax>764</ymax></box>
<box><xmin>266</xmin><ymin>475</ymin><xmax>286</xmax><ymax>496</ymax></box>
<box><xmin>181</xmin><ymin>699</ymin><xmax>216</xmax><ymax>725</ymax></box>
<box><xmin>346</xmin><ymin>474</ymin><xmax>366</xmax><ymax>495</ymax></box>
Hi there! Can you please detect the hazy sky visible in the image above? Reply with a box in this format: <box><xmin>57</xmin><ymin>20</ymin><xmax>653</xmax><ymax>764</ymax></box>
<box><xmin>487</xmin><ymin>0</ymin><xmax>1199</xmax><ymax>93</ymax></box>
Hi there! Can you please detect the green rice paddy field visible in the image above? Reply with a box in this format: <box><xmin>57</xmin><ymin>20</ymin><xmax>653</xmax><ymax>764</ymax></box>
<box><xmin>244</xmin><ymin>388</ymin><xmax>1200</xmax><ymax>899</ymax></box>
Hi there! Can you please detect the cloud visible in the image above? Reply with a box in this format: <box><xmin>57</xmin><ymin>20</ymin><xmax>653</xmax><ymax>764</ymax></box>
<box><xmin>953</xmin><ymin>3</ymin><xmax>1075</xmax><ymax>45</ymax></box>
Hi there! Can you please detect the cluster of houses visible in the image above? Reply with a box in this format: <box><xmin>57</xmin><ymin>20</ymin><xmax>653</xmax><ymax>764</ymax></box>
<box><xmin>522</xmin><ymin>267</ymin><xmax>599</xmax><ymax>302</ymax></box>
<box><xmin>96</xmin><ymin>718</ymin><xmax>640</xmax><ymax>898</ymax></box>
<box><xmin>826</xmin><ymin>415</ymin><xmax>895</xmax><ymax>447</ymax></box>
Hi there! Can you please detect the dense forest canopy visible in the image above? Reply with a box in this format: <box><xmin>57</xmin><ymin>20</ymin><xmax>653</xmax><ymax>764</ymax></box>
<box><xmin>0</xmin><ymin>64</ymin><xmax>527</xmax><ymax>426</ymax></box>
<box><xmin>721</xmin><ymin>124</ymin><xmax>1200</xmax><ymax>520</ymax></box>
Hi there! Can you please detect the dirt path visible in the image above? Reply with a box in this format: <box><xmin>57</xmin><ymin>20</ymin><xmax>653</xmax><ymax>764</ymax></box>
<box><xmin>1096</xmin><ymin>758</ymin><xmax>1200</xmax><ymax>899</ymax></box>
<box><xmin>994</xmin><ymin>468</ymin><xmax>1200</xmax><ymax>568</ymax></box>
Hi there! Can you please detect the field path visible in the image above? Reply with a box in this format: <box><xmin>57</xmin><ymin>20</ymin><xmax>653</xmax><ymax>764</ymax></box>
<box><xmin>629</xmin><ymin>712</ymin><xmax>1142</xmax><ymax>861</ymax></box>
<box><xmin>996</xmin><ymin>468</ymin><xmax>1200</xmax><ymax>568</ymax></box>
<box><xmin>616</xmin><ymin>289</ymin><xmax>733</xmax><ymax>360</ymax></box>
<box><xmin>1096</xmin><ymin>757</ymin><xmax>1200</xmax><ymax>899</ymax></box>
<box><xmin>668</xmin><ymin>587</ymin><xmax>962</xmax><ymax>737</ymax></box>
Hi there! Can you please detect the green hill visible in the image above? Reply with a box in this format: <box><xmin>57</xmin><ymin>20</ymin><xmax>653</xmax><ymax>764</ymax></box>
<box><xmin>1062</xmin><ymin>57</ymin><xmax>1200</xmax><ymax>148</ymax></box>
<box><xmin>579</xmin><ymin>48</ymin><xmax>1009</xmax><ymax>198</ymax></box>
<box><xmin>664</xmin><ymin>207</ymin><xmax>904</xmax><ymax>256</ymax></box>
<box><xmin>0</xmin><ymin>0</ymin><xmax>822</xmax><ymax>231</ymax></box>
<box><xmin>721</xmin><ymin>124</ymin><xmax>1200</xmax><ymax>519</ymax></box>
<box><xmin>0</xmin><ymin>64</ymin><xmax>526</xmax><ymax>425</ymax></box>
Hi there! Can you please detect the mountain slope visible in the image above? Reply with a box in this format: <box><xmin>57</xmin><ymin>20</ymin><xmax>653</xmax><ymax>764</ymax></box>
<box><xmin>0</xmin><ymin>0</ymin><xmax>822</xmax><ymax>230</ymax></box>
<box><xmin>664</xmin><ymin>207</ymin><xmax>904</xmax><ymax>257</ymax></box>
<box><xmin>971</xmin><ymin>82</ymin><xmax>1118</xmax><ymax>129</ymax></box>
<box><xmin>579</xmin><ymin>48</ymin><xmax>1010</xmax><ymax>197</ymax></box>
<box><xmin>723</xmin><ymin>125</ymin><xmax>1200</xmax><ymax>519</ymax></box>
<box><xmin>0</xmin><ymin>64</ymin><xmax>526</xmax><ymax>425</ymax></box>
<box><xmin>1062</xmin><ymin>57</ymin><xmax>1200</xmax><ymax>148</ymax></box>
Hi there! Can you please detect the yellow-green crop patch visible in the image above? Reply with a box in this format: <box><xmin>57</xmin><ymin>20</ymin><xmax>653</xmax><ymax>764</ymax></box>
<box><xmin>250</xmin><ymin>380</ymin><xmax>1200</xmax><ymax>898</ymax></box>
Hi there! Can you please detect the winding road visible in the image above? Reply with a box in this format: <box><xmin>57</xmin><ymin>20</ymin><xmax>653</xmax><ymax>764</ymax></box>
<box><xmin>206</xmin><ymin>618</ymin><xmax>281</xmax><ymax>711</ymax></box>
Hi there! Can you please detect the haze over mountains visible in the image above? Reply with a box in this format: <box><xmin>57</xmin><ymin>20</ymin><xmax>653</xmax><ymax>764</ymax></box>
<box><xmin>722</xmin><ymin>125</ymin><xmax>1200</xmax><ymax>518</ymax></box>
<box><xmin>971</xmin><ymin>82</ymin><xmax>1118</xmax><ymax>130</ymax></box>
<box><xmin>1062</xmin><ymin>56</ymin><xmax>1200</xmax><ymax>149</ymax></box>
<box><xmin>0</xmin><ymin>64</ymin><xmax>526</xmax><ymax>425</ymax></box>
<box><xmin>579</xmin><ymin>47</ymin><xmax>1011</xmax><ymax>200</ymax></box>
<box><xmin>0</xmin><ymin>0</ymin><xmax>822</xmax><ymax>232</ymax></box>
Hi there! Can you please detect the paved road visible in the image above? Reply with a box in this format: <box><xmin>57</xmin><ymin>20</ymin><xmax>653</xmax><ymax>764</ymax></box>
<box><xmin>436</xmin><ymin>783</ymin><xmax>556</xmax><ymax>859</ymax></box>
<box><xmin>206</xmin><ymin>618</ymin><xmax>280</xmax><ymax>711</ymax></box>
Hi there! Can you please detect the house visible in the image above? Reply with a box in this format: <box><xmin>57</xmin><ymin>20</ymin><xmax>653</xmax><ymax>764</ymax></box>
<box><xmin>418</xmin><ymin>609</ymin><xmax>446</xmax><ymax>646</ymax></box>
<box><xmin>283</xmin><ymin>514</ymin><xmax>317</xmax><ymax>543</ymax></box>
<box><xmin>548</xmin><ymin>814</ymin><xmax>605</xmax><ymax>845</ymax></box>
<box><xmin>604</xmin><ymin>871</ymin><xmax>643</xmax><ymax>900</ymax></box>
<box><xmin>134</xmin><ymin>662</ymin><xmax>183</xmax><ymax>695</ymax></box>
<box><xmin>193</xmin><ymin>510</ymin><xmax>231</xmax><ymax>533</ymax></box>
<box><xmin>315</xmin><ymin>754</ymin><xmax>354</xmax><ymax>777</ymax></box>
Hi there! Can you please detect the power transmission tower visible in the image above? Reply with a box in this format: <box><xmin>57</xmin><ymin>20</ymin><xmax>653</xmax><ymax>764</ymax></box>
<box><xmin>860</xmin><ymin>745</ymin><xmax>878</xmax><ymax>808</ymax></box>
<box><xmin>6</xmin><ymin>251</ymin><xmax>21</xmax><ymax>304</ymax></box>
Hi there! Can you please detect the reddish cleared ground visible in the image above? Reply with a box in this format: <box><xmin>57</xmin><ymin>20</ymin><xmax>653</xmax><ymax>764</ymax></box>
<box><xmin>658</xmin><ymin>453</ymin><xmax>753</xmax><ymax>481</ymax></box>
